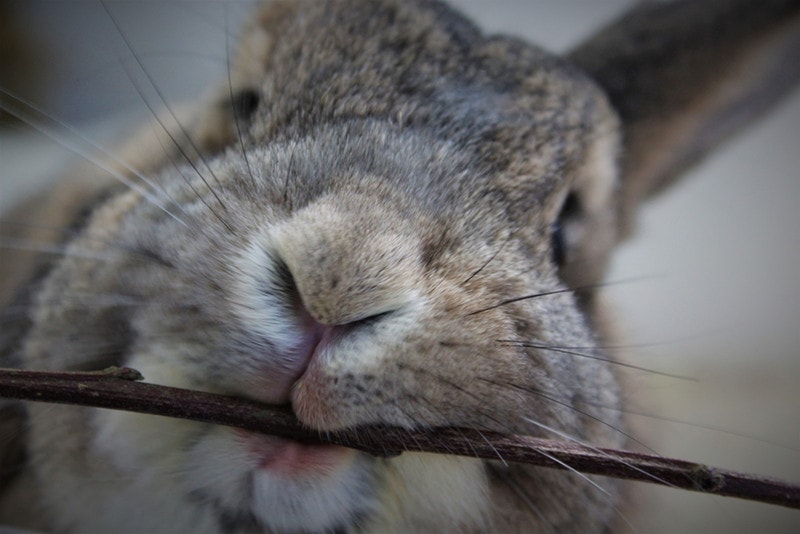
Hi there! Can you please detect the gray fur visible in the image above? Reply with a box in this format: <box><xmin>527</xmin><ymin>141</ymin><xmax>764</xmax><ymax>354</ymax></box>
<box><xmin>1</xmin><ymin>1</ymin><xmax>798</xmax><ymax>532</ymax></box>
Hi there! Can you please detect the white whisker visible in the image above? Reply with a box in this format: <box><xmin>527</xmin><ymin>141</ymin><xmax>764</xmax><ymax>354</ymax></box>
<box><xmin>0</xmin><ymin>237</ymin><xmax>122</xmax><ymax>263</ymax></box>
<box><xmin>100</xmin><ymin>2</ymin><xmax>234</xmax><ymax>228</ymax></box>
<box><xmin>0</xmin><ymin>91</ymin><xmax>187</xmax><ymax>227</ymax></box>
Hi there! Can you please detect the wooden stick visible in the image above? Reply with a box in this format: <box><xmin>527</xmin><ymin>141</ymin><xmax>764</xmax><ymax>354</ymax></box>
<box><xmin>0</xmin><ymin>366</ymin><xmax>798</xmax><ymax>509</ymax></box>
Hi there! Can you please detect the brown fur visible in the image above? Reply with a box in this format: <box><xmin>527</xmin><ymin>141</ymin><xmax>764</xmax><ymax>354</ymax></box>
<box><xmin>1</xmin><ymin>1</ymin><xmax>798</xmax><ymax>532</ymax></box>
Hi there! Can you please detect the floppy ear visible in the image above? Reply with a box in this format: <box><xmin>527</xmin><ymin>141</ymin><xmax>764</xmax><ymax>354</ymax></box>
<box><xmin>569</xmin><ymin>0</ymin><xmax>800</xmax><ymax>235</ymax></box>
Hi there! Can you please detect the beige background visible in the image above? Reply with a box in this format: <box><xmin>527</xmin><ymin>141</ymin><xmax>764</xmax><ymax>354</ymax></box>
<box><xmin>1</xmin><ymin>2</ymin><xmax>798</xmax><ymax>532</ymax></box>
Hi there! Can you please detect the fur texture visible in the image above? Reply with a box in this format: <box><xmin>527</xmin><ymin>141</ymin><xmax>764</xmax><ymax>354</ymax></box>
<box><xmin>1</xmin><ymin>1</ymin><xmax>798</xmax><ymax>532</ymax></box>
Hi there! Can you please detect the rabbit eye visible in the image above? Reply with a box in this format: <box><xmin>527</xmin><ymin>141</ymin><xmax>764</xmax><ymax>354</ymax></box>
<box><xmin>551</xmin><ymin>221</ymin><xmax>567</xmax><ymax>267</ymax></box>
<box><xmin>552</xmin><ymin>193</ymin><xmax>581</xmax><ymax>267</ymax></box>
<box><xmin>231</xmin><ymin>89</ymin><xmax>260</xmax><ymax>121</ymax></box>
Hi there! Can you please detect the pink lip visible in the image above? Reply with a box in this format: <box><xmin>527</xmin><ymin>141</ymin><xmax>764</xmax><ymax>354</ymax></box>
<box><xmin>295</xmin><ymin>322</ymin><xmax>335</xmax><ymax>376</ymax></box>
<box><xmin>232</xmin><ymin>320</ymin><xmax>352</xmax><ymax>478</ymax></box>
<box><xmin>234</xmin><ymin>430</ymin><xmax>353</xmax><ymax>478</ymax></box>
<box><xmin>249</xmin><ymin>310</ymin><xmax>333</xmax><ymax>405</ymax></box>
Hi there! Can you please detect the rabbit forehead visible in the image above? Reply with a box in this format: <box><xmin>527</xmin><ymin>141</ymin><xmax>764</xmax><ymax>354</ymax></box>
<box><xmin>227</xmin><ymin>0</ymin><xmax>616</xmax><ymax>212</ymax></box>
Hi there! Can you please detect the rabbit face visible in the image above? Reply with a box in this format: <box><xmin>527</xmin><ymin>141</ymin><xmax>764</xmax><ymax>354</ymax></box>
<box><xmin>30</xmin><ymin>107</ymin><xmax>622</xmax><ymax>531</ymax></box>
<box><xmin>5</xmin><ymin>0</ymin><xmax>798</xmax><ymax>532</ymax></box>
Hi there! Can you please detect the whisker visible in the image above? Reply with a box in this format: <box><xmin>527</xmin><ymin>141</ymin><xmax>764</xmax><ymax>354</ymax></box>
<box><xmin>497</xmin><ymin>335</ymin><xmax>702</xmax><ymax>352</ymax></box>
<box><xmin>99</xmin><ymin>1</ymin><xmax>236</xmax><ymax>235</ymax></box>
<box><xmin>0</xmin><ymin>221</ymin><xmax>177</xmax><ymax>269</ymax></box>
<box><xmin>172</xmin><ymin>1</ymin><xmax>248</xmax><ymax>39</ymax></box>
<box><xmin>464</xmin><ymin>287</ymin><xmax>578</xmax><ymax>317</ymax></box>
<box><xmin>499</xmin><ymin>339</ymin><xmax>695</xmax><ymax>381</ymax></box>
<box><xmin>112</xmin><ymin>62</ymin><xmax>234</xmax><ymax>234</ymax></box>
<box><xmin>519</xmin><ymin>419</ymin><xmax>646</xmax><ymax>533</ymax></box>
<box><xmin>477</xmin><ymin>360</ymin><xmax>800</xmax><ymax>454</ymax></box>
<box><xmin>412</xmin><ymin>387</ymin><xmax>512</xmax><ymax>465</ymax></box>
<box><xmin>537</xmin><ymin>444</ymin><xmax>610</xmax><ymax>496</ymax></box>
<box><xmin>401</xmin><ymin>363</ymin><xmax>535</xmax><ymax>465</ymax></box>
<box><xmin>0</xmin><ymin>237</ymin><xmax>125</xmax><ymax>263</ymax></box>
<box><xmin>469</xmin><ymin>426</ymin><xmax>508</xmax><ymax>467</ymax></box>
<box><xmin>623</xmin><ymin>406</ymin><xmax>800</xmax><ymax>453</ymax></box>
<box><xmin>477</xmin><ymin>376</ymin><xmax>660</xmax><ymax>457</ymax></box>
<box><xmin>224</xmin><ymin>4</ymin><xmax>257</xmax><ymax>191</ymax></box>
<box><xmin>396</xmin><ymin>403</ymin><xmax>464</xmax><ymax>456</ymax></box>
<box><xmin>461</xmin><ymin>233</ymin><xmax>511</xmax><ymax>286</ymax></box>
<box><xmin>449</xmin><ymin>426</ymin><xmax>486</xmax><ymax>462</ymax></box>
<box><xmin>523</xmin><ymin>417</ymin><xmax>673</xmax><ymax>489</ymax></box>
<box><xmin>427</xmin><ymin>378</ymin><xmax>517</xmax><ymax>443</ymax></box>
<box><xmin>283</xmin><ymin>143</ymin><xmax>298</xmax><ymax>212</ymax></box>
<box><xmin>0</xmin><ymin>289</ymin><xmax>199</xmax><ymax>320</ymax></box>
<box><xmin>1</xmin><ymin>294</ymin><xmax>143</xmax><ymax>312</ymax></box>
<box><xmin>464</xmin><ymin>275</ymin><xmax>656</xmax><ymax>317</ymax></box>
<box><xmin>0</xmin><ymin>89</ymin><xmax>187</xmax><ymax>227</ymax></box>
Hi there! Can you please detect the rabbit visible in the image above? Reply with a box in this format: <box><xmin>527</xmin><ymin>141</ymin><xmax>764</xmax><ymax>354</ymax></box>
<box><xmin>1</xmin><ymin>0</ymin><xmax>799</xmax><ymax>532</ymax></box>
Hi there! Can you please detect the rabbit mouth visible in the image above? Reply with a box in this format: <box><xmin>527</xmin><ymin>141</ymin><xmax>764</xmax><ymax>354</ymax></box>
<box><xmin>186</xmin><ymin>426</ymin><xmax>379</xmax><ymax>533</ymax></box>
<box><xmin>234</xmin><ymin>428</ymin><xmax>355</xmax><ymax>479</ymax></box>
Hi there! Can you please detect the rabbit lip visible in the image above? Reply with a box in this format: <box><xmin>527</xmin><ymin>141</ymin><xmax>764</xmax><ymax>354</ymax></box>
<box><xmin>254</xmin><ymin>316</ymin><xmax>331</xmax><ymax>405</ymax></box>
<box><xmin>290</xmin><ymin>361</ymin><xmax>352</xmax><ymax>431</ymax></box>
<box><xmin>237</xmin><ymin>325</ymin><xmax>354</xmax><ymax>479</ymax></box>
<box><xmin>296</xmin><ymin>323</ymin><xmax>336</xmax><ymax>374</ymax></box>
<box><xmin>235</xmin><ymin>321</ymin><xmax>351</xmax><ymax>478</ymax></box>
<box><xmin>235</xmin><ymin>429</ymin><xmax>354</xmax><ymax>478</ymax></box>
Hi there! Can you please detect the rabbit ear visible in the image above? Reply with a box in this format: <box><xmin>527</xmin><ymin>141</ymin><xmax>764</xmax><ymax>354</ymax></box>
<box><xmin>570</xmin><ymin>0</ymin><xmax>800</xmax><ymax>234</ymax></box>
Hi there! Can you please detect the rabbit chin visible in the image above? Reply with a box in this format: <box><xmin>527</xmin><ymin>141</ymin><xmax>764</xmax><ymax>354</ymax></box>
<box><xmin>184</xmin><ymin>429</ymin><xmax>380</xmax><ymax>532</ymax></box>
<box><xmin>89</xmin><ymin>406</ymin><xmax>490</xmax><ymax>533</ymax></box>
<box><xmin>182</xmin><ymin>429</ymin><xmax>492</xmax><ymax>533</ymax></box>
<box><xmin>90</xmin><ymin>407</ymin><xmax>379</xmax><ymax>532</ymax></box>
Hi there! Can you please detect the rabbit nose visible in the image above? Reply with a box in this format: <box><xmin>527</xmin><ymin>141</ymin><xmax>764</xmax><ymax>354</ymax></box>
<box><xmin>272</xmin><ymin>198</ymin><xmax>422</xmax><ymax>327</ymax></box>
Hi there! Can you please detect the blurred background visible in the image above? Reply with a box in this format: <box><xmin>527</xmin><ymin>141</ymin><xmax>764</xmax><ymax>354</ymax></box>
<box><xmin>1</xmin><ymin>1</ymin><xmax>798</xmax><ymax>532</ymax></box>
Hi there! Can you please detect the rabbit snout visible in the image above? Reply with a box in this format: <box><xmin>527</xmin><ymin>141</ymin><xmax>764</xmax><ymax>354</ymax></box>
<box><xmin>228</xmin><ymin>196</ymin><xmax>423</xmax><ymax>421</ymax></box>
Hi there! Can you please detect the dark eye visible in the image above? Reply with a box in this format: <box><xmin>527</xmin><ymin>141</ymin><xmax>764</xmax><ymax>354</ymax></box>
<box><xmin>231</xmin><ymin>89</ymin><xmax>260</xmax><ymax>121</ymax></box>
<box><xmin>552</xmin><ymin>193</ymin><xmax>581</xmax><ymax>267</ymax></box>
<box><xmin>551</xmin><ymin>221</ymin><xmax>567</xmax><ymax>267</ymax></box>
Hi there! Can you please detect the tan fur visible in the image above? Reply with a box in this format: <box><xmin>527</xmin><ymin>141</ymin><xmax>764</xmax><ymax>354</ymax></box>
<box><xmin>1</xmin><ymin>1</ymin><xmax>798</xmax><ymax>533</ymax></box>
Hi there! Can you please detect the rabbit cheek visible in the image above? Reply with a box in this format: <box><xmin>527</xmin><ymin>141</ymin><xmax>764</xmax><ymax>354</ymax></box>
<box><xmin>290</xmin><ymin>325</ymin><xmax>387</xmax><ymax>430</ymax></box>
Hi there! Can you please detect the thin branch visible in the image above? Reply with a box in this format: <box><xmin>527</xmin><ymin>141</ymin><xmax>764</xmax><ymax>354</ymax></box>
<box><xmin>0</xmin><ymin>366</ymin><xmax>798</xmax><ymax>509</ymax></box>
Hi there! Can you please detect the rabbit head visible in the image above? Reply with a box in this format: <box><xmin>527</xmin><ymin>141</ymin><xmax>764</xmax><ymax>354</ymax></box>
<box><xmin>1</xmin><ymin>1</ymin><xmax>798</xmax><ymax>532</ymax></box>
